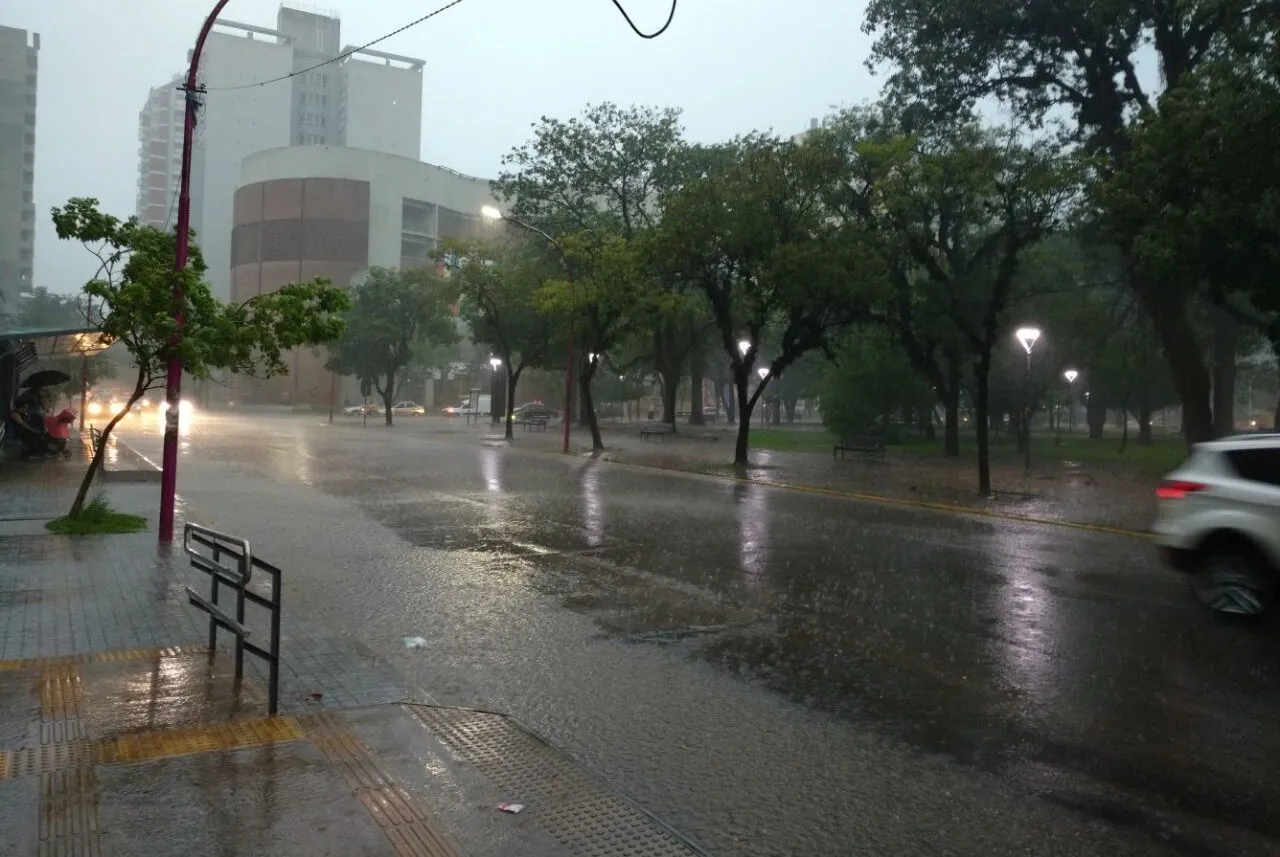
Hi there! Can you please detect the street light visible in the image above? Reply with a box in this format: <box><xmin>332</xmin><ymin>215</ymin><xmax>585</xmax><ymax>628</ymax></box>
<box><xmin>1063</xmin><ymin>368</ymin><xmax>1079</xmax><ymax>435</ymax></box>
<box><xmin>489</xmin><ymin>356</ymin><xmax>502</xmax><ymax>425</ymax></box>
<box><xmin>1015</xmin><ymin>326</ymin><xmax>1042</xmax><ymax>475</ymax></box>
<box><xmin>738</xmin><ymin>339</ymin><xmax>751</xmax><ymax>357</ymax></box>
<box><xmin>158</xmin><ymin>0</ymin><xmax>240</xmax><ymax>542</ymax></box>
<box><xmin>482</xmin><ymin>205</ymin><xmax>574</xmax><ymax>454</ymax></box>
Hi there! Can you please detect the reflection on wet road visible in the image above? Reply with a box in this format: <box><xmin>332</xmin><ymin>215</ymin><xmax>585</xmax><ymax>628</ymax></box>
<box><xmin>120</xmin><ymin>412</ymin><xmax>1280</xmax><ymax>856</ymax></box>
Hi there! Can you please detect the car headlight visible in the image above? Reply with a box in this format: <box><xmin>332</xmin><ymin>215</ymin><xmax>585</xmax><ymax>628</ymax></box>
<box><xmin>87</xmin><ymin>402</ymin><xmax>102</xmax><ymax>416</ymax></box>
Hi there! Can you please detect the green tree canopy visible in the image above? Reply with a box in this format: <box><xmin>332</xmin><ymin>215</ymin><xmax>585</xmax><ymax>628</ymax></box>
<box><xmin>52</xmin><ymin>197</ymin><xmax>348</xmax><ymax>516</ymax></box>
<box><xmin>327</xmin><ymin>266</ymin><xmax>459</xmax><ymax>426</ymax></box>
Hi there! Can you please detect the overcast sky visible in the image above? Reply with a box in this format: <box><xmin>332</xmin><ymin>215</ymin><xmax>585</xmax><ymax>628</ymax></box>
<box><xmin>6</xmin><ymin>0</ymin><xmax>878</xmax><ymax>293</ymax></box>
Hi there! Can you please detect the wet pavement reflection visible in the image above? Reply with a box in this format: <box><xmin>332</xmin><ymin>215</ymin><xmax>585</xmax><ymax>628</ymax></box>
<box><xmin>118</xmin><ymin>411</ymin><xmax>1280</xmax><ymax>856</ymax></box>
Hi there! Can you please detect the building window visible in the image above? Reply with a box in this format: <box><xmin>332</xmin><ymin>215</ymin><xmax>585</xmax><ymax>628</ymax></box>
<box><xmin>24</xmin><ymin>153</ymin><xmax>34</xmax><ymax>165</ymax></box>
<box><xmin>27</xmin><ymin>53</ymin><xmax>37</xmax><ymax>68</ymax></box>
<box><xmin>21</xmin><ymin>229</ymin><xmax>32</xmax><ymax>243</ymax></box>
<box><xmin>24</xmin><ymin>132</ymin><xmax>35</xmax><ymax>146</ymax></box>
<box><xmin>25</xmin><ymin>94</ymin><xmax>35</xmax><ymax>107</ymax></box>
<box><xmin>27</xmin><ymin>74</ymin><xmax>36</xmax><ymax>88</ymax></box>
<box><xmin>24</xmin><ymin>113</ymin><xmax>35</xmax><ymax>126</ymax></box>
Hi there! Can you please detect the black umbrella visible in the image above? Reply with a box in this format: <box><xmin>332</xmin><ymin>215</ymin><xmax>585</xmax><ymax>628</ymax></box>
<box><xmin>20</xmin><ymin>369</ymin><xmax>72</xmax><ymax>389</ymax></box>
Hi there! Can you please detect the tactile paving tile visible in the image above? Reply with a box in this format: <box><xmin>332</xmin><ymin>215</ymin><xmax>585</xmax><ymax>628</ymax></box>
<box><xmin>0</xmin><ymin>644</ymin><xmax>210</xmax><ymax>672</ymax></box>
<box><xmin>407</xmin><ymin>705</ymin><xmax>706</xmax><ymax>856</ymax></box>
<box><xmin>298</xmin><ymin>711</ymin><xmax>460</xmax><ymax>857</ymax></box>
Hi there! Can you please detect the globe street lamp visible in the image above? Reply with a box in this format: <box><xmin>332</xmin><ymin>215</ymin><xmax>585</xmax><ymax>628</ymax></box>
<box><xmin>756</xmin><ymin>366</ymin><xmax>769</xmax><ymax>428</ymax></box>
<box><xmin>481</xmin><ymin>205</ymin><xmax>574</xmax><ymax>454</ymax></box>
<box><xmin>1015</xmin><ymin>327</ymin><xmax>1042</xmax><ymax>475</ymax></box>
<box><xmin>1062</xmin><ymin>368</ymin><xmax>1079</xmax><ymax>435</ymax></box>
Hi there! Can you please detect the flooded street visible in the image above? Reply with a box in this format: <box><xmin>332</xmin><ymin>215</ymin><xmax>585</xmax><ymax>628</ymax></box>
<box><xmin>119</xmin><ymin>411</ymin><xmax>1280</xmax><ymax>856</ymax></box>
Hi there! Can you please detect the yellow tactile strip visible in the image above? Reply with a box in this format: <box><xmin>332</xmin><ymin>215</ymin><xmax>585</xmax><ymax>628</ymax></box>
<box><xmin>38</xmin><ymin>663</ymin><xmax>86</xmax><ymax>745</ymax></box>
<box><xmin>0</xmin><ymin>716</ymin><xmax>306</xmax><ymax>780</ymax></box>
<box><xmin>36</xmin><ymin>664</ymin><xmax>102</xmax><ymax>857</ymax></box>
<box><xmin>0</xmin><ymin>643</ymin><xmax>210</xmax><ymax>672</ymax></box>
<box><xmin>299</xmin><ymin>711</ymin><xmax>460</xmax><ymax>857</ymax></box>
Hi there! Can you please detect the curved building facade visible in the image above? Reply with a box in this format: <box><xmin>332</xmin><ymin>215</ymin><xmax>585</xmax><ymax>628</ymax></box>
<box><xmin>231</xmin><ymin>146</ymin><xmax>503</xmax><ymax>405</ymax></box>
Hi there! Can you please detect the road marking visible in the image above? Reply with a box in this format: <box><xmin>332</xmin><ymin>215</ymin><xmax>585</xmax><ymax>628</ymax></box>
<box><xmin>299</xmin><ymin>711</ymin><xmax>460</xmax><ymax>857</ymax></box>
<box><xmin>519</xmin><ymin>447</ymin><xmax>1154</xmax><ymax>541</ymax></box>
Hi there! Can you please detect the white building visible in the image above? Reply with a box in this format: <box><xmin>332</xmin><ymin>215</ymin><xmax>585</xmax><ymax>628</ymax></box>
<box><xmin>0</xmin><ymin>25</ymin><xmax>38</xmax><ymax>314</ymax></box>
<box><xmin>230</xmin><ymin>145</ymin><xmax>503</xmax><ymax>405</ymax></box>
<box><xmin>135</xmin><ymin>4</ymin><xmax>424</xmax><ymax>301</ymax></box>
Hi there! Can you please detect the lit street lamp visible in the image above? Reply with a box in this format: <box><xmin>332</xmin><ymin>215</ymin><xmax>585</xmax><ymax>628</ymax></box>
<box><xmin>489</xmin><ymin>356</ymin><xmax>503</xmax><ymax>425</ymax></box>
<box><xmin>1062</xmin><ymin>368</ymin><xmax>1079</xmax><ymax>435</ymax></box>
<box><xmin>481</xmin><ymin>205</ymin><xmax>574</xmax><ymax>454</ymax></box>
<box><xmin>1015</xmin><ymin>327</ymin><xmax>1042</xmax><ymax>475</ymax></box>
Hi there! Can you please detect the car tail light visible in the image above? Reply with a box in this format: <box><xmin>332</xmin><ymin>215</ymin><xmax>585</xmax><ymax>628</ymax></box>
<box><xmin>1155</xmin><ymin>479</ymin><xmax>1208</xmax><ymax>500</ymax></box>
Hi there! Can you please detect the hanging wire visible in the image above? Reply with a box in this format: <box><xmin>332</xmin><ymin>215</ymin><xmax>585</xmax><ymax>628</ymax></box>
<box><xmin>610</xmin><ymin>0</ymin><xmax>678</xmax><ymax>39</ymax></box>
<box><xmin>205</xmin><ymin>0</ymin><xmax>470</xmax><ymax>92</ymax></box>
<box><xmin>205</xmin><ymin>0</ymin><xmax>677</xmax><ymax>92</ymax></box>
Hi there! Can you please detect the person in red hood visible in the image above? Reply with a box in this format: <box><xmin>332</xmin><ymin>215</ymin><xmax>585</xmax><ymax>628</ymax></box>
<box><xmin>43</xmin><ymin>402</ymin><xmax>76</xmax><ymax>455</ymax></box>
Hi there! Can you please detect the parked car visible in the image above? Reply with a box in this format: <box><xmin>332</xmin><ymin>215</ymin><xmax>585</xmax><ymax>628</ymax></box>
<box><xmin>1153</xmin><ymin>433</ymin><xmax>1280</xmax><ymax>615</ymax></box>
<box><xmin>444</xmin><ymin>394</ymin><xmax>492</xmax><ymax>416</ymax></box>
<box><xmin>342</xmin><ymin>402</ymin><xmax>382</xmax><ymax>416</ymax></box>
<box><xmin>391</xmin><ymin>401</ymin><xmax>425</xmax><ymax>416</ymax></box>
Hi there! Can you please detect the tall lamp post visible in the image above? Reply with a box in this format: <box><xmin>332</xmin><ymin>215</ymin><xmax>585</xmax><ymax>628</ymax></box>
<box><xmin>158</xmin><ymin>0</ymin><xmax>235</xmax><ymax>543</ymax></box>
<box><xmin>1015</xmin><ymin>326</ymin><xmax>1042</xmax><ymax>476</ymax></box>
<box><xmin>481</xmin><ymin>206</ymin><xmax>574</xmax><ymax>454</ymax></box>
<box><xmin>489</xmin><ymin>356</ymin><xmax>503</xmax><ymax>425</ymax></box>
<box><xmin>756</xmin><ymin>366</ymin><xmax>769</xmax><ymax>428</ymax></box>
<box><xmin>1062</xmin><ymin>368</ymin><xmax>1079</xmax><ymax>435</ymax></box>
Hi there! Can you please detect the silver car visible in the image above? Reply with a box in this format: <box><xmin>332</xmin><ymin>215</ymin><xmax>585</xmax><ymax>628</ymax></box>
<box><xmin>1153</xmin><ymin>433</ymin><xmax>1280</xmax><ymax>615</ymax></box>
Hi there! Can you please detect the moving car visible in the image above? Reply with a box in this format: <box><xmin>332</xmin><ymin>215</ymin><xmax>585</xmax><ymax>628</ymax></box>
<box><xmin>342</xmin><ymin>403</ymin><xmax>382</xmax><ymax>416</ymax></box>
<box><xmin>444</xmin><ymin>394</ymin><xmax>492</xmax><ymax>417</ymax></box>
<box><xmin>391</xmin><ymin>401</ymin><xmax>425</xmax><ymax>416</ymax></box>
<box><xmin>1153</xmin><ymin>433</ymin><xmax>1280</xmax><ymax>615</ymax></box>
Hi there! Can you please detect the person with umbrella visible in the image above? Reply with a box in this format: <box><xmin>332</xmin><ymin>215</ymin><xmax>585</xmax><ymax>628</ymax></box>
<box><xmin>9</xmin><ymin>369</ymin><xmax>71</xmax><ymax>458</ymax></box>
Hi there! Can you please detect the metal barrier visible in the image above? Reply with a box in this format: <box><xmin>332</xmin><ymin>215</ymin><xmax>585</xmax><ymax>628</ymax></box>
<box><xmin>183</xmin><ymin>523</ymin><xmax>283</xmax><ymax>715</ymax></box>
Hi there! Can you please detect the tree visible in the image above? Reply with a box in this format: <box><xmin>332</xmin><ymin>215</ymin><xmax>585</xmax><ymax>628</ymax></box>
<box><xmin>1096</xmin><ymin>55</ymin><xmax>1280</xmax><ymax>425</ymax></box>
<box><xmin>862</xmin><ymin>0</ymin><xmax>1276</xmax><ymax>443</ymax></box>
<box><xmin>494</xmin><ymin>103</ymin><xmax>687</xmax><ymax>448</ymax></box>
<box><xmin>51</xmin><ymin>198</ymin><xmax>348</xmax><ymax>517</ymax></box>
<box><xmin>820</xmin><ymin>327</ymin><xmax>929</xmax><ymax>439</ymax></box>
<box><xmin>327</xmin><ymin>267</ymin><xmax>458</xmax><ymax>426</ymax></box>
<box><xmin>449</xmin><ymin>240</ymin><xmax>559</xmax><ymax>440</ymax></box>
<box><xmin>862</xmin><ymin>125</ymin><xmax>1082</xmax><ymax>495</ymax></box>
<box><xmin>655</xmin><ymin>135</ymin><xmax>882</xmax><ymax>465</ymax></box>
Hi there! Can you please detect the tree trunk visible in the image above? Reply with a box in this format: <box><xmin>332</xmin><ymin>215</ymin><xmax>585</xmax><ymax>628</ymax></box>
<box><xmin>579</xmin><ymin>361</ymin><xmax>603</xmax><ymax>451</ymax></box>
<box><xmin>1138</xmin><ymin>402</ymin><xmax>1153</xmax><ymax>445</ymax></box>
<box><xmin>70</xmin><ymin>377</ymin><xmax>147</xmax><ymax>517</ymax></box>
<box><xmin>380</xmin><ymin>369</ymin><xmax>396</xmax><ymax>426</ymax></box>
<box><xmin>504</xmin><ymin>366</ymin><xmax>521</xmax><ymax>441</ymax></box>
<box><xmin>1212</xmin><ymin>313</ymin><xmax>1238</xmax><ymax>437</ymax></box>
<box><xmin>942</xmin><ymin>373</ymin><xmax>960</xmax><ymax>456</ymax></box>
<box><xmin>1118</xmin><ymin>394</ymin><xmax>1131</xmax><ymax>454</ymax></box>
<box><xmin>1087</xmin><ymin>396</ymin><xmax>1106</xmax><ymax>439</ymax></box>
<box><xmin>733</xmin><ymin>371</ymin><xmax>754</xmax><ymax>466</ymax></box>
<box><xmin>785</xmin><ymin>396</ymin><xmax>799</xmax><ymax>424</ymax></box>
<box><xmin>659</xmin><ymin>365</ymin><xmax>680</xmax><ymax>427</ymax></box>
<box><xmin>921</xmin><ymin>404</ymin><xmax>936</xmax><ymax>441</ymax></box>
<box><xmin>689</xmin><ymin>354</ymin><xmax>705</xmax><ymax>425</ymax></box>
<box><xmin>722</xmin><ymin>381</ymin><xmax>735</xmax><ymax>425</ymax></box>
<box><xmin>1137</xmin><ymin>280</ymin><xmax>1213</xmax><ymax>443</ymax></box>
<box><xmin>974</xmin><ymin>354</ymin><xmax>993</xmax><ymax>497</ymax></box>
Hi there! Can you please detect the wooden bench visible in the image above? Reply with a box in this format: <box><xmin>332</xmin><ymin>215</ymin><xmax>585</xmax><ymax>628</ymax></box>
<box><xmin>639</xmin><ymin>423</ymin><xmax>675</xmax><ymax>441</ymax></box>
<box><xmin>520</xmin><ymin>415</ymin><xmax>549</xmax><ymax>432</ymax></box>
<box><xmin>834</xmin><ymin>435</ymin><xmax>885</xmax><ymax>461</ymax></box>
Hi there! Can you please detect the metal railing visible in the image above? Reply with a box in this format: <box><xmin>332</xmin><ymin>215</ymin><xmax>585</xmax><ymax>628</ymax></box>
<box><xmin>183</xmin><ymin>523</ymin><xmax>283</xmax><ymax>715</ymax></box>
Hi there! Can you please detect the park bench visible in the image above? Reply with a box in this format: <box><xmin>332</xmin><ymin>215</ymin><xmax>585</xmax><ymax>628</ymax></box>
<box><xmin>639</xmin><ymin>423</ymin><xmax>675</xmax><ymax>441</ymax></box>
<box><xmin>833</xmin><ymin>435</ymin><xmax>885</xmax><ymax>461</ymax></box>
<box><xmin>520</xmin><ymin>414</ymin><xmax>549</xmax><ymax>432</ymax></box>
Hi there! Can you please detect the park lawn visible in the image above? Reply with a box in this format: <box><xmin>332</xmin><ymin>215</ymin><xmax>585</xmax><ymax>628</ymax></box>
<box><xmin>748</xmin><ymin>426</ymin><xmax>1189</xmax><ymax>473</ymax></box>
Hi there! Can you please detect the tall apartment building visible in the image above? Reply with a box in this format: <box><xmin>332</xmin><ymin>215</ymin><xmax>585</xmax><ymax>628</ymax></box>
<box><xmin>135</xmin><ymin>76</ymin><xmax>185</xmax><ymax>230</ymax></box>
<box><xmin>0</xmin><ymin>26</ymin><xmax>39</xmax><ymax>319</ymax></box>
<box><xmin>135</xmin><ymin>4</ymin><xmax>424</xmax><ymax>300</ymax></box>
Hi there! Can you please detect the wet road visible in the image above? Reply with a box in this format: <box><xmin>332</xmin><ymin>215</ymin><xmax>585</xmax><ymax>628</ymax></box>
<box><xmin>118</xmin><ymin>411</ymin><xmax>1280</xmax><ymax>856</ymax></box>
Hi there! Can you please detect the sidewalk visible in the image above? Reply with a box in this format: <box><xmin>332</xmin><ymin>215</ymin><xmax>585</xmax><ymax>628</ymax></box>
<box><xmin>410</xmin><ymin>417</ymin><xmax>1159</xmax><ymax>535</ymax></box>
<box><xmin>0</xmin><ymin>436</ymin><xmax>706</xmax><ymax>857</ymax></box>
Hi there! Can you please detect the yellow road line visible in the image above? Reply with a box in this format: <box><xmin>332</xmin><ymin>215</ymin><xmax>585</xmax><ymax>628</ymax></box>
<box><xmin>528</xmin><ymin>447</ymin><xmax>1154</xmax><ymax>541</ymax></box>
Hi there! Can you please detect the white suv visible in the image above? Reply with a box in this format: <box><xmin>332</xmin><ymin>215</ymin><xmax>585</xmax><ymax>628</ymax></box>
<box><xmin>1154</xmin><ymin>433</ymin><xmax>1280</xmax><ymax>615</ymax></box>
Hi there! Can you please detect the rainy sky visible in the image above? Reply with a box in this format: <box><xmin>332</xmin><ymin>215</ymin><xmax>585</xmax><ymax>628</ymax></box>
<box><xmin>5</xmin><ymin>0</ymin><xmax>876</xmax><ymax>294</ymax></box>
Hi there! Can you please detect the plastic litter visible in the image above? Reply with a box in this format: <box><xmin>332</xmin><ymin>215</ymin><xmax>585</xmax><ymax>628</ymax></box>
<box><xmin>402</xmin><ymin>636</ymin><xmax>427</xmax><ymax>650</ymax></box>
<box><xmin>497</xmin><ymin>803</ymin><xmax>524</xmax><ymax>814</ymax></box>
